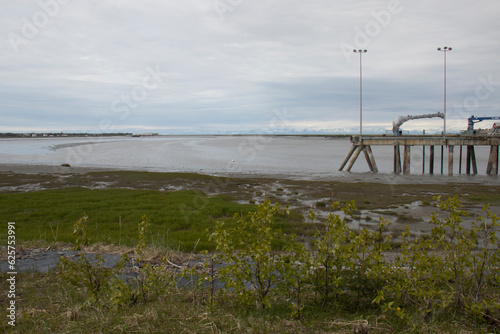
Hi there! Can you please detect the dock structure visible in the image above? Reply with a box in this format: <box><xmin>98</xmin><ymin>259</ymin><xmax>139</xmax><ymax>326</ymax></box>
<box><xmin>338</xmin><ymin>135</ymin><xmax>500</xmax><ymax>176</ymax></box>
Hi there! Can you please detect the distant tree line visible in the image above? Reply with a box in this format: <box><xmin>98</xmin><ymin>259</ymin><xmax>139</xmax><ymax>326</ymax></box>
<box><xmin>0</xmin><ymin>132</ymin><xmax>133</xmax><ymax>138</ymax></box>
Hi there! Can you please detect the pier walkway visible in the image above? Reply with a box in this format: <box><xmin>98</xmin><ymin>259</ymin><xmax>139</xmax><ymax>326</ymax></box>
<box><xmin>339</xmin><ymin>135</ymin><xmax>500</xmax><ymax>175</ymax></box>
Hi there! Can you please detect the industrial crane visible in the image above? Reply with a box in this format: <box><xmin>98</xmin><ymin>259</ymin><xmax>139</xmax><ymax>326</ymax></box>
<box><xmin>392</xmin><ymin>112</ymin><xmax>444</xmax><ymax>136</ymax></box>
<box><xmin>467</xmin><ymin>115</ymin><xmax>500</xmax><ymax>134</ymax></box>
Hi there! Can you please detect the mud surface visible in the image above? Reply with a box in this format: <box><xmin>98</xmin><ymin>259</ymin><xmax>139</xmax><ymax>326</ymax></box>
<box><xmin>0</xmin><ymin>248</ymin><xmax>122</xmax><ymax>273</ymax></box>
<box><xmin>1</xmin><ymin>164</ymin><xmax>499</xmax><ymax>272</ymax></box>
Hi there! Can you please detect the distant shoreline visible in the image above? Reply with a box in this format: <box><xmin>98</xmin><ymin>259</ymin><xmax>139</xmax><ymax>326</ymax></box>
<box><xmin>0</xmin><ymin>132</ymin><xmax>133</xmax><ymax>138</ymax></box>
<box><xmin>0</xmin><ymin>133</ymin><xmax>354</xmax><ymax>138</ymax></box>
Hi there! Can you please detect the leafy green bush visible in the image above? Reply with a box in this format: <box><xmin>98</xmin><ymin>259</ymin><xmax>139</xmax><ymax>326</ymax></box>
<box><xmin>210</xmin><ymin>200</ymin><xmax>394</xmax><ymax>313</ymax></box>
<box><xmin>308</xmin><ymin>201</ymin><xmax>354</xmax><ymax>305</ymax></box>
<box><xmin>59</xmin><ymin>214</ymin><xmax>176</xmax><ymax>307</ymax></box>
<box><xmin>58</xmin><ymin>214</ymin><xmax>127</xmax><ymax>304</ymax></box>
<box><xmin>112</xmin><ymin>215</ymin><xmax>178</xmax><ymax>306</ymax></box>
<box><xmin>375</xmin><ymin>196</ymin><xmax>500</xmax><ymax>327</ymax></box>
<box><xmin>57</xmin><ymin>195</ymin><xmax>500</xmax><ymax>331</ymax></box>
<box><xmin>210</xmin><ymin>199</ymin><xmax>291</xmax><ymax>309</ymax></box>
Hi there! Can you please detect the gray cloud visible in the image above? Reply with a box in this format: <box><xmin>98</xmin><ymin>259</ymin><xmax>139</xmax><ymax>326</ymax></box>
<box><xmin>1</xmin><ymin>0</ymin><xmax>499</xmax><ymax>134</ymax></box>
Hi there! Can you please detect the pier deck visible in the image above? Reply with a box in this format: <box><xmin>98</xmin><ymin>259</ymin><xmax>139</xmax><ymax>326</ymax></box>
<box><xmin>339</xmin><ymin>135</ymin><xmax>500</xmax><ymax>175</ymax></box>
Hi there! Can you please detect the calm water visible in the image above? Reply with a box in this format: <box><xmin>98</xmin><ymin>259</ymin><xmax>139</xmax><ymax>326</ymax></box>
<box><xmin>0</xmin><ymin>135</ymin><xmax>495</xmax><ymax>178</ymax></box>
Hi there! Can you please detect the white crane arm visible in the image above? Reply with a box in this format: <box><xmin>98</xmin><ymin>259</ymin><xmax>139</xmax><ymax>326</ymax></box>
<box><xmin>393</xmin><ymin>112</ymin><xmax>444</xmax><ymax>135</ymax></box>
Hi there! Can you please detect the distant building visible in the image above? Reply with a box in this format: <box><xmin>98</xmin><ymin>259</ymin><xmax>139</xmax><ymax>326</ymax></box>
<box><xmin>132</xmin><ymin>133</ymin><xmax>159</xmax><ymax>137</ymax></box>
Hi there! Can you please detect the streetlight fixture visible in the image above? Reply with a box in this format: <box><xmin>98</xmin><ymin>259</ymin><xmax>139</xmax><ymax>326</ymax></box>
<box><xmin>437</xmin><ymin>46</ymin><xmax>452</xmax><ymax>137</ymax></box>
<box><xmin>353</xmin><ymin>49</ymin><xmax>367</xmax><ymax>138</ymax></box>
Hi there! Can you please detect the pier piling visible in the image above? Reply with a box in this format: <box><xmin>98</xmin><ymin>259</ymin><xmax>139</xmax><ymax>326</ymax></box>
<box><xmin>440</xmin><ymin>145</ymin><xmax>444</xmax><ymax>174</ymax></box>
<box><xmin>486</xmin><ymin>145</ymin><xmax>499</xmax><ymax>175</ymax></box>
<box><xmin>448</xmin><ymin>145</ymin><xmax>454</xmax><ymax>175</ymax></box>
<box><xmin>422</xmin><ymin>146</ymin><xmax>426</xmax><ymax>174</ymax></box>
<box><xmin>403</xmin><ymin>145</ymin><xmax>411</xmax><ymax>174</ymax></box>
<box><xmin>339</xmin><ymin>135</ymin><xmax>500</xmax><ymax>176</ymax></box>
<box><xmin>394</xmin><ymin>145</ymin><xmax>401</xmax><ymax>174</ymax></box>
<box><xmin>459</xmin><ymin>146</ymin><xmax>463</xmax><ymax>174</ymax></box>
<box><xmin>429</xmin><ymin>145</ymin><xmax>435</xmax><ymax>174</ymax></box>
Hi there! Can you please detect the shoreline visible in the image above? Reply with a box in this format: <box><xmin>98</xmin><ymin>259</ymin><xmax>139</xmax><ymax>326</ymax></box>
<box><xmin>0</xmin><ymin>162</ymin><xmax>499</xmax><ymax>185</ymax></box>
<box><xmin>1</xmin><ymin>135</ymin><xmax>499</xmax><ymax>183</ymax></box>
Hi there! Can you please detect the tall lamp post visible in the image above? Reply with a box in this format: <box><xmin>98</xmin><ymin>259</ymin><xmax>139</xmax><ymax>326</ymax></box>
<box><xmin>437</xmin><ymin>46</ymin><xmax>452</xmax><ymax>137</ymax></box>
<box><xmin>353</xmin><ymin>49</ymin><xmax>367</xmax><ymax>139</ymax></box>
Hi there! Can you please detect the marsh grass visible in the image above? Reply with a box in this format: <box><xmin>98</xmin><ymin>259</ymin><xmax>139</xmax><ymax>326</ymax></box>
<box><xmin>0</xmin><ymin>188</ymin><xmax>255</xmax><ymax>251</ymax></box>
<box><xmin>466</xmin><ymin>194</ymin><xmax>500</xmax><ymax>206</ymax></box>
<box><xmin>1</xmin><ymin>170</ymin><xmax>499</xmax><ymax>213</ymax></box>
<box><xmin>0</xmin><ymin>269</ymin><xmax>493</xmax><ymax>334</ymax></box>
<box><xmin>1</xmin><ymin>171</ymin><xmax>500</xmax><ymax>333</ymax></box>
<box><xmin>0</xmin><ymin>271</ymin><xmax>293</xmax><ymax>333</ymax></box>
<box><xmin>1</xmin><ymin>192</ymin><xmax>499</xmax><ymax>333</ymax></box>
<box><xmin>395</xmin><ymin>214</ymin><xmax>421</xmax><ymax>223</ymax></box>
<box><xmin>0</xmin><ymin>184</ymin><xmax>321</xmax><ymax>252</ymax></box>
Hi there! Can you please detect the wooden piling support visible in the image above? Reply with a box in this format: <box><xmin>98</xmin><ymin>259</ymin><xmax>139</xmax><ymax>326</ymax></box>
<box><xmin>341</xmin><ymin>135</ymin><xmax>499</xmax><ymax>175</ymax></box>
<box><xmin>338</xmin><ymin>145</ymin><xmax>357</xmax><ymax>171</ymax></box>
<box><xmin>466</xmin><ymin>145</ymin><xmax>478</xmax><ymax>175</ymax></box>
<box><xmin>472</xmin><ymin>147</ymin><xmax>478</xmax><ymax>175</ymax></box>
<box><xmin>471</xmin><ymin>146</ymin><xmax>478</xmax><ymax>175</ymax></box>
<box><xmin>448</xmin><ymin>145</ymin><xmax>454</xmax><ymax>176</ymax></box>
<box><xmin>459</xmin><ymin>146</ymin><xmax>463</xmax><ymax>174</ymax></box>
<box><xmin>466</xmin><ymin>146</ymin><xmax>471</xmax><ymax>174</ymax></box>
<box><xmin>486</xmin><ymin>145</ymin><xmax>499</xmax><ymax>175</ymax></box>
<box><xmin>344</xmin><ymin>145</ymin><xmax>364</xmax><ymax>172</ymax></box>
<box><xmin>339</xmin><ymin>145</ymin><xmax>378</xmax><ymax>172</ymax></box>
<box><xmin>394</xmin><ymin>145</ymin><xmax>401</xmax><ymax>174</ymax></box>
<box><xmin>429</xmin><ymin>146</ymin><xmax>435</xmax><ymax>175</ymax></box>
<box><xmin>493</xmin><ymin>145</ymin><xmax>499</xmax><ymax>175</ymax></box>
<box><xmin>403</xmin><ymin>145</ymin><xmax>411</xmax><ymax>174</ymax></box>
<box><xmin>363</xmin><ymin>145</ymin><xmax>378</xmax><ymax>172</ymax></box>
<box><xmin>422</xmin><ymin>145</ymin><xmax>426</xmax><ymax>174</ymax></box>
<box><xmin>440</xmin><ymin>145</ymin><xmax>444</xmax><ymax>175</ymax></box>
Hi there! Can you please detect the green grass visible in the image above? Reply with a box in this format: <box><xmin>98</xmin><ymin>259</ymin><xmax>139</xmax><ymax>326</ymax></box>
<box><xmin>466</xmin><ymin>194</ymin><xmax>500</xmax><ymax>206</ymax></box>
<box><xmin>0</xmin><ymin>271</ymin><xmax>494</xmax><ymax>334</ymax></box>
<box><xmin>87</xmin><ymin>170</ymin><xmax>218</xmax><ymax>182</ymax></box>
<box><xmin>1</xmin><ymin>171</ymin><xmax>499</xmax><ymax>333</ymax></box>
<box><xmin>1</xmin><ymin>175</ymin><xmax>498</xmax><ymax>333</ymax></box>
<box><xmin>0</xmin><ymin>188</ymin><xmax>255</xmax><ymax>251</ymax></box>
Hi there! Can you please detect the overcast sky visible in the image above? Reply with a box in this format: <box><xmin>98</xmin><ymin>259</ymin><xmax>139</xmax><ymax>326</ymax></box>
<box><xmin>1</xmin><ymin>0</ymin><xmax>499</xmax><ymax>134</ymax></box>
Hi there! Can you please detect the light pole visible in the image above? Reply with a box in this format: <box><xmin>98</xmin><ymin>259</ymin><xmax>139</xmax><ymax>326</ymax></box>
<box><xmin>437</xmin><ymin>46</ymin><xmax>452</xmax><ymax>137</ymax></box>
<box><xmin>353</xmin><ymin>49</ymin><xmax>367</xmax><ymax>138</ymax></box>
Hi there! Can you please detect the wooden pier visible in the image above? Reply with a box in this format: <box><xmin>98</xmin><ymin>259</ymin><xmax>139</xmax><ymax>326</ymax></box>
<box><xmin>338</xmin><ymin>135</ymin><xmax>500</xmax><ymax>175</ymax></box>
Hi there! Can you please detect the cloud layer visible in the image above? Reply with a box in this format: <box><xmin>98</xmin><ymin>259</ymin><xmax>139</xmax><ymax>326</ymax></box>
<box><xmin>1</xmin><ymin>0</ymin><xmax>500</xmax><ymax>134</ymax></box>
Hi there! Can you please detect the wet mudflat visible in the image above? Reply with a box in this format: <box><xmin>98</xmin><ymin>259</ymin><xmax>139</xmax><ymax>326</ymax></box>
<box><xmin>1</xmin><ymin>166</ymin><xmax>499</xmax><ymax>269</ymax></box>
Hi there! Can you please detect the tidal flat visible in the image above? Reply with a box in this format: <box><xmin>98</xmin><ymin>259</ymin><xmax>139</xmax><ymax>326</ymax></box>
<box><xmin>0</xmin><ymin>165</ymin><xmax>499</xmax><ymax>251</ymax></box>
